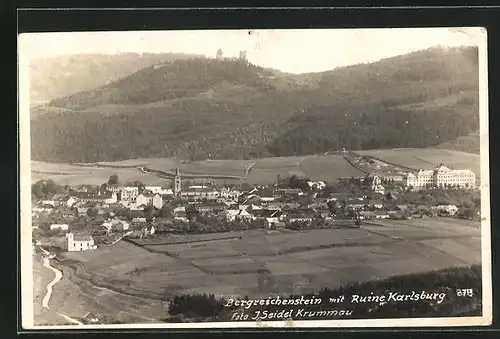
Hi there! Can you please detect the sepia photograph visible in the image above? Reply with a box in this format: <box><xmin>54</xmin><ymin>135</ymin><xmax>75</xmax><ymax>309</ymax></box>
<box><xmin>19</xmin><ymin>27</ymin><xmax>491</xmax><ymax>329</ymax></box>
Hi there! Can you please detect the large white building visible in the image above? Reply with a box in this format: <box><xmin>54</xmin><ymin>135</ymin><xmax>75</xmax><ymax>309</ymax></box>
<box><xmin>405</xmin><ymin>164</ymin><xmax>475</xmax><ymax>189</ymax></box>
<box><xmin>121</xmin><ymin>187</ymin><xmax>139</xmax><ymax>201</ymax></box>
<box><xmin>66</xmin><ymin>233</ymin><xmax>97</xmax><ymax>252</ymax></box>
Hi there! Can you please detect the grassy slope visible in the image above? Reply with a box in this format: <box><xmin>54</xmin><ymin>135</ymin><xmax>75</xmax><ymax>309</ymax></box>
<box><xmin>433</xmin><ymin>130</ymin><xmax>480</xmax><ymax>154</ymax></box>
<box><xmin>30</xmin><ymin>46</ymin><xmax>479</xmax><ymax>162</ymax></box>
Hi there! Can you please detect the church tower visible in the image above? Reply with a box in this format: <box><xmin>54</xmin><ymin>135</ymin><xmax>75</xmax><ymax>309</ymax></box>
<box><xmin>174</xmin><ymin>168</ymin><xmax>182</xmax><ymax>196</ymax></box>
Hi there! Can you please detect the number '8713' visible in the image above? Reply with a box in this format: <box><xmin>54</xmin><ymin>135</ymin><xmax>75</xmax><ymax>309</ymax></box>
<box><xmin>456</xmin><ymin>289</ymin><xmax>474</xmax><ymax>297</ymax></box>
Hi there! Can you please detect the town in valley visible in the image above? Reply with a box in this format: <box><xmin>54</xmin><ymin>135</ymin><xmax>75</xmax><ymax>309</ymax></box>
<box><xmin>23</xmin><ymin>28</ymin><xmax>486</xmax><ymax>326</ymax></box>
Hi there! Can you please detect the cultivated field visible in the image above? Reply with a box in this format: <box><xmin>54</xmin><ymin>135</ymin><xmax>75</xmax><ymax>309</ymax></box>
<box><xmin>30</xmin><ymin>148</ymin><xmax>481</xmax><ymax>185</ymax></box>
<box><xmin>355</xmin><ymin>149</ymin><xmax>480</xmax><ymax>176</ymax></box>
<box><xmin>56</xmin><ymin>218</ymin><xmax>482</xmax><ymax>315</ymax></box>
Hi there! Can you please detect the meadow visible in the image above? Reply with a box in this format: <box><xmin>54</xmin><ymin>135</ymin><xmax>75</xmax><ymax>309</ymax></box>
<box><xmin>355</xmin><ymin>149</ymin><xmax>481</xmax><ymax>175</ymax></box>
<box><xmin>57</xmin><ymin>218</ymin><xmax>481</xmax><ymax>311</ymax></box>
<box><xmin>29</xmin><ymin>148</ymin><xmax>481</xmax><ymax>186</ymax></box>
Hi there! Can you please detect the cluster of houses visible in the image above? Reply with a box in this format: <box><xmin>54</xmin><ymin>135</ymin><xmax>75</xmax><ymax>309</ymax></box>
<box><xmin>31</xmin><ymin>169</ymin><xmax>470</xmax><ymax>252</ymax></box>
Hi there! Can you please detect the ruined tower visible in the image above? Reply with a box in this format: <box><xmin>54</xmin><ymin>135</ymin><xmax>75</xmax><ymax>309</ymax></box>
<box><xmin>216</xmin><ymin>49</ymin><xmax>224</xmax><ymax>60</ymax></box>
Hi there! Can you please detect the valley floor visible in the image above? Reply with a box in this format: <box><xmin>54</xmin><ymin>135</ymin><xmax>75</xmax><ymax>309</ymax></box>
<box><xmin>32</xmin><ymin>217</ymin><xmax>482</xmax><ymax>325</ymax></box>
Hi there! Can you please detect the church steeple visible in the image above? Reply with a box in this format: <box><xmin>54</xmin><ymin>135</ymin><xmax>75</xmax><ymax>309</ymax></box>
<box><xmin>174</xmin><ymin>168</ymin><xmax>182</xmax><ymax>196</ymax></box>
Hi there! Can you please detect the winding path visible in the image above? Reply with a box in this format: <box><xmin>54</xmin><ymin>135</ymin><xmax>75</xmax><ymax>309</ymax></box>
<box><xmin>39</xmin><ymin>250</ymin><xmax>84</xmax><ymax>325</ymax></box>
<box><xmin>41</xmin><ymin>256</ymin><xmax>61</xmax><ymax>309</ymax></box>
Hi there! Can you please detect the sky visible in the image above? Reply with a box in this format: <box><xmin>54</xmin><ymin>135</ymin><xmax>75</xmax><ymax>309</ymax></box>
<box><xmin>19</xmin><ymin>27</ymin><xmax>484</xmax><ymax>74</ymax></box>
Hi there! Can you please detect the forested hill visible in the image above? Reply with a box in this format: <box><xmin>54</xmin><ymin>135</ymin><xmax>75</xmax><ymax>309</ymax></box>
<box><xmin>29</xmin><ymin>53</ymin><xmax>201</xmax><ymax>104</ymax></box>
<box><xmin>30</xmin><ymin>46</ymin><xmax>479</xmax><ymax>162</ymax></box>
<box><xmin>434</xmin><ymin>130</ymin><xmax>480</xmax><ymax>154</ymax></box>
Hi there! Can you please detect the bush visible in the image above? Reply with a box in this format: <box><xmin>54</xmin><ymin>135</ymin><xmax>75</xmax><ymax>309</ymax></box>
<box><xmin>168</xmin><ymin>293</ymin><xmax>228</xmax><ymax>318</ymax></box>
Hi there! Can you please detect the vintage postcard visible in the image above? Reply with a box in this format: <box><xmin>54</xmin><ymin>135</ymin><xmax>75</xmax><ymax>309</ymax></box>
<box><xmin>19</xmin><ymin>27</ymin><xmax>491</xmax><ymax>329</ymax></box>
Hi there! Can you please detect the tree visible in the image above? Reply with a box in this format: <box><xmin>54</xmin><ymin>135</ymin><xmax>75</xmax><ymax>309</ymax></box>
<box><xmin>87</xmin><ymin>208</ymin><xmax>98</xmax><ymax>218</ymax></box>
<box><xmin>32</xmin><ymin>179</ymin><xmax>61</xmax><ymax>199</ymax></box>
<box><xmin>108</xmin><ymin>174</ymin><xmax>119</xmax><ymax>186</ymax></box>
<box><xmin>144</xmin><ymin>205</ymin><xmax>154</xmax><ymax>222</ymax></box>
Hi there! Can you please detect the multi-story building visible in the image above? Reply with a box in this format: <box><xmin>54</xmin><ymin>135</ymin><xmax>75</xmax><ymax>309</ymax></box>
<box><xmin>220</xmin><ymin>188</ymin><xmax>240</xmax><ymax>201</ymax></box>
<box><xmin>136</xmin><ymin>190</ymin><xmax>163</xmax><ymax>209</ymax></box>
<box><xmin>404</xmin><ymin>164</ymin><xmax>475</xmax><ymax>189</ymax></box>
<box><xmin>120</xmin><ymin>187</ymin><xmax>139</xmax><ymax>201</ymax></box>
<box><xmin>180</xmin><ymin>187</ymin><xmax>220</xmax><ymax>201</ymax></box>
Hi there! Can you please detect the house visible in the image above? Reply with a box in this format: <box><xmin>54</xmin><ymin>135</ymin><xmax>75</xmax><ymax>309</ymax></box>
<box><xmin>131</xmin><ymin>217</ymin><xmax>147</xmax><ymax>225</ymax></box>
<box><xmin>83</xmin><ymin>312</ymin><xmax>100</xmax><ymax>324</ymax></box>
<box><xmin>66</xmin><ymin>233</ymin><xmax>97</xmax><ymax>252</ymax></box>
<box><xmin>220</xmin><ymin>188</ymin><xmax>241</xmax><ymax>201</ymax></box>
<box><xmin>372</xmin><ymin>184</ymin><xmax>385</xmax><ymax>195</ymax></box>
<box><xmin>287</xmin><ymin>215</ymin><xmax>313</xmax><ymax>224</ymax></box>
<box><xmin>435</xmin><ymin>205</ymin><xmax>459</xmax><ymax>216</ymax></box>
<box><xmin>145</xmin><ymin>186</ymin><xmax>163</xmax><ymax>194</ymax></box>
<box><xmin>120</xmin><ymin>187</ymin><xmax>140</xmax><ymax>201</ymax></box>
<box><xmin>374</xmin><ymin>210</ymin><xmax>390</xmax><ymax>219</ymax></box>
<box><xmin>136</xmin><ymin>190</ymin><xmax>163</xmax><ymax>209</ymax></box>
<box><xmin>174</xmin><ymin>216</ymin><xmax>189</xmax><ymax>223</ymax></box>
<box><xmin>128</xmin><ymin>202</ymin><xmax>144</xmax><ymax>211</ymax></box>
<box><xmin>247</xmin><ymin>204</ymin><xmax>262</xmax><ymax>211</ymax></box>
<box><xmin>77</xmin><ymin>207</ymin><xmax>90</xmax><ymax>216</ymax></box>
<box><xmin>307</xmin><ymin>181</ymin><xmax>326</xmax><ymax>190</ymax></box>
<box><xmin>273</xmin><ymin>188</ymin><xmax>304</xmax><ymax>198</ymax></box>
<box><xmin>261</xmin><ymin>210</ymin><xmax>285</xmax><ymax>228</ymax></box>
<box><xmin>257</xmin><ymin>188</ymin><xmax>275</xmax><ymax>202</ymax></box>
<box><xmin>414</xmin><ymin>205</ymin><xmax>432</xmax><ymax>215</ymax></box>
<box><xmin>196</xmin><ymin>205</ymin><xmax>214</xmax><ymax>214</ymax></box>
<box><xmin>359</xmin><ymin>211</ymin><xmax>376</xmax><ymax>220</ymax></box>
<box><xmin>265</xmin><ymin>202</ymin><xmax>283</xmax><ymax>211</ymax></box>
<box><xmin>345</xmin><ymin>199</ymin><xmax>368</xmax><ymax>210</ymax></box>
<box><xmin>268</xmin><ymin>221</ymin><xmax>286</xmax><ymax>229</ymax></box>
<box><xmin>172</xmin><ymin>206</ymin><xmax>186</xmax><ymax>215</ymax></box>
<box><xmin>63</xmin><ymin>196</ymin><xmax>77</xmax><ymax>207</ymax></box>
<box><xmin>242</xmin><ymin>195</ymin><xmax>263</xmax><ymax>205</ymax></box>
<box><xmin>328</xmin><ymin>193</ymin><xmax>347</xmax><ymax>201</ymax></box>
<box><xmin>50</xmin><ymin>224</ymin><xmax>69</xmax><ymax>231</ymax></box>
<box><xmin>142</xmin><ymin>225</ymin><xmax>155</xmax><ymax>237</ymax></box>
<box><xmin>309</xmin><ymin>202</ymin><xmax>330</xmax><ymax>211</ymax></box>
<box><xmin>195</xmin><ymin>203</ymin><xmax>227</xmax><ymax>214</ymax></box>
<box><xmin>74</xmin><ymin>192</ymin><xmax>118</xmax><ymax>204</ymax></box>
<box><xmin>225</xmin><ymin>209</ymin><xmax>254</xmax><ymax>222</ymax></box>
<box><xmin>180</xmin><ymin>187</ymin><xmax>220</xmax><ymax>201</ymax></box>
<box><xmin>100</xmin><ymin>222</ymin><xmax>113</xmax><ymax>234</ymax></box>
<box><xmin>160</xmin><ymin>188</ymin><xmax>174</xmax><ymax>195</ymax></box>
<box><xmin>369</xmin><ymin>200</ymin><xmax>384</xmax><ymax>209</ymax></box>
<box><xmin>42</xmin><ymin>200</ymin><xmax>55</xmax><ymax>208</ymax></box>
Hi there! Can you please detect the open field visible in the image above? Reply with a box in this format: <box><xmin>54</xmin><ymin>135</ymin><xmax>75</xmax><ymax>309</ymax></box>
<box><xmin>355</xmin><ymin>149</ymin><xmax>480</xmax><ymax>176</ymax></box>
<box><xmin>54</xmin><ymin>217</ymin><xmax>481</xmax><ymax>319</ymax></box>
<box><xmin>30</xmin><ymin>148</ymin><xmax>481</xmax><ymax>185</ymax></box>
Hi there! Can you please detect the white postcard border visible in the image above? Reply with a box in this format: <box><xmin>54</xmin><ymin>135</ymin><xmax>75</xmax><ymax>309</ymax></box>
<box><xmin>19</xmin><ymin>26</ymin><xmax>492</xmax><ymax>330</ymax></box>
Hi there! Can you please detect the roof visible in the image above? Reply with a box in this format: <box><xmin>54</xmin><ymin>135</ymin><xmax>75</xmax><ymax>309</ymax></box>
<box><xmin>139</xmin><ymin>190</ymin><xmax>156</xmax><ymax>198</ymax></box>
<box><xmin>73</xmin><ymin>234</ymin><xmax>93</xmax><ymax>242</ymax></box>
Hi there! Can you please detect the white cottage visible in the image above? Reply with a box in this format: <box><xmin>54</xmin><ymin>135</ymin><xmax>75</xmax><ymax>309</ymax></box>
<box><xmin>66</xmin><ymin>233</ymin><xmax>97</xmax><ymax>252</ymax></box>
<box><xmin>50</xmin><ymin>224</ymin><xmax>69</xmax><ymax>231</ymax></box>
